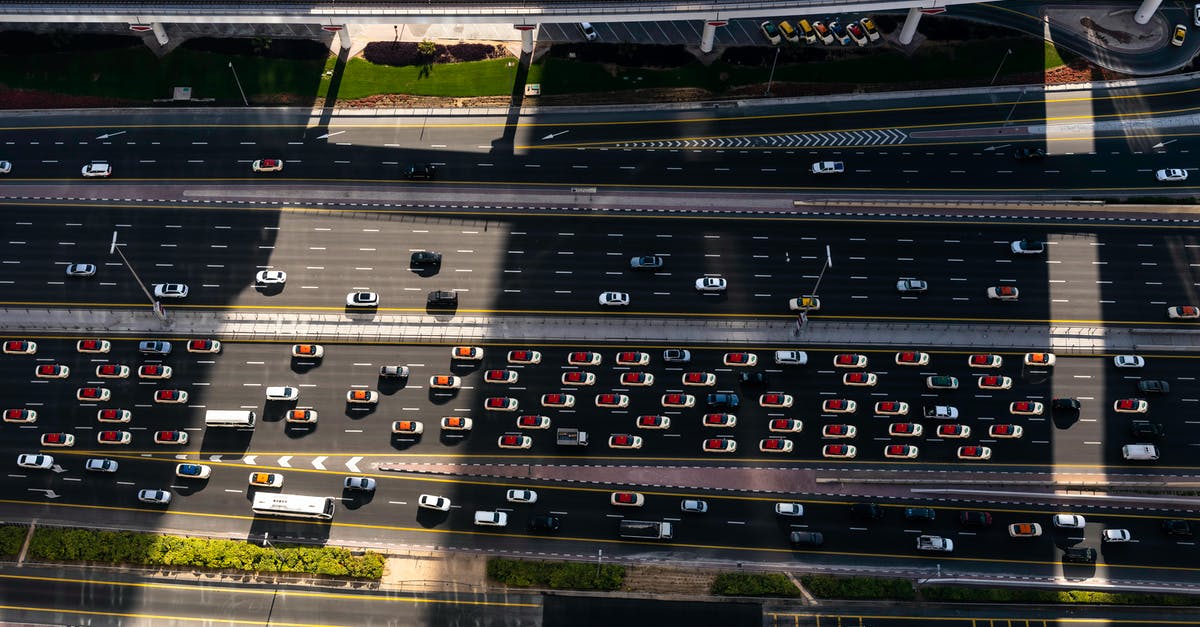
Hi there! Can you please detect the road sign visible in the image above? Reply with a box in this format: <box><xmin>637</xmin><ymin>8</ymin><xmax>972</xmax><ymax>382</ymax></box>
<box><xmin>321</xmin><ymin>25</ymin><xmax>343</xmax><ymax>32</ymax></box>
<box><xmin>514</xmin><ymin>25</ymin><xmax>536</xmax><ymax>31</ymax></box>
<box><xmin>706</xmin><ymin>21</ymin><xmax>729</xmax><ymax>27</ymax></box>
<box><xmin>919</xmin><ymin>7</ymin><xmax>947</xmax><ymax>15</ymax></box>
<box><xmin>129</xmin><ymin>24</ymin><xmax>153</xmax><ymax>32</ymax></box>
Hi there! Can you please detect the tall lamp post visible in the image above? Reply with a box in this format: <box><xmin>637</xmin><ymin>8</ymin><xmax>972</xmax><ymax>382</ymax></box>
<box><xmin>110</xmin><ymin>231</ymin><xmax>166</xmax><ymax>321</ymax></box>
<box><xmin>990</xmin><ymin>48</ymin><xmax>1013</xmax><ymax>86</ymax></box>
<box><xmin>810</xmin><ymin>245</ymin><xmax>834</xmax><ymax>297</ymax></box>
<box><xmin>764</xmin><ymin>47</ymin><xmax>781</xmax><ymax>97</ymax></box>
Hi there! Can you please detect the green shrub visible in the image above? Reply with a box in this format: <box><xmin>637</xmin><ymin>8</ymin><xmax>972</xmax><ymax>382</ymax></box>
<box><xmin>487</xmin><ymin>558</ymin><xmax>623</xmax><ymax>591</ymax></box>
<box><xmin>27</xmin><ymin>527</ymin><xmax>383</xmax><ymax>580</ymax></box>
<box><xmin>922</xmin><ymin>586</ymin><xmax>1200</xmax><ymax>606</ymax></box>
<box><xmin>0</xmin><ymin>524</ymin><xmax>27</xmax><ymax>557</ymax></box>
<box><xmin>711</xmin><ymin>573</ymin><xmax>800</xmax><ymax>597</ymax></box>
<box><xmin>800</xmin><ymin>574</ymin><xmax>916</xmax><ymax>600</ymax></box>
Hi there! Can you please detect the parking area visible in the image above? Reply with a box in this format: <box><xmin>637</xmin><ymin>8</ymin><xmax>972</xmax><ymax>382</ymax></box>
<box><xmin>538</xmin><ymin>15</ymin><xmax>887</xmax><ymax>48</ymax></box>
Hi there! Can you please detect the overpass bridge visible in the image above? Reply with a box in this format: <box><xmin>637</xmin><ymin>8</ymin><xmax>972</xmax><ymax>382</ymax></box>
<box><xmin>0</xmin><ymin>0</ymin><xmax>1171</xmax><ymax>55</ymax></box>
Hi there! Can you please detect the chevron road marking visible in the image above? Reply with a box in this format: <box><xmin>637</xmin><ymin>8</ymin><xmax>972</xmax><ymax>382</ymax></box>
<box><xmin>346</xmin><ymin>456</ymin><xmax>363</xmax><ymax>473</ymax></box>
<box><xmin>278</xmin><ymin>455</ymin><xmax>292</xmax><ymax>468</ymax></box>
<box><xmin>312</xmin><ymin>456</ymin><xmax>327</xmax><ymax>470</ymax></box>
<box><xmin>615</xmin><ymin>129</ymin><xmax>909</xmax><ymax>149</ymax></box>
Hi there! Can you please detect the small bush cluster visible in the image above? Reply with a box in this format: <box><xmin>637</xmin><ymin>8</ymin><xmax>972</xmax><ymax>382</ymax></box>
<box><xmin>0</xmin><ymin>524</ymin><xmax>26</xmax><ymax>557</ymax></box>
<box><xmin>544</xmin><ymin>43</ymin><xmax>696</xmax><ymax>69</ymax></box>
<box><xmin>711</xmin><ymin>573</ymin><xmax>800</xmax><ymax>597</ymax></box>
<box><xmin>922</xmin><ymin>586</ymin><xmax>1200</xmax><ymax>606</ymax></box>
<box><xmin>28</xmin><ymin>528</ymin><xmax>383</xmax><ymax>579</ymax></box>
<box><xmin>487</xmin><ymin>558</ymin><xmax>624</xmax><ymax>591</ymax></box>
<box><xmin>800</xmin><ymin>574</ymin><xmax>917</xmax><ymax>600</ymax></box>
<box><xmin>362</xmin><ymin>41</ymin><xmax>508</xmax><ymax>67</ymax></box>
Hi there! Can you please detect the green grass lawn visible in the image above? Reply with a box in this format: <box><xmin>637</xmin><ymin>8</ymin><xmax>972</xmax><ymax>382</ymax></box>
<box><xmin>319</xmin><ymin>56</ymin><xmax>520</xmax><ymax>99</ymax></box>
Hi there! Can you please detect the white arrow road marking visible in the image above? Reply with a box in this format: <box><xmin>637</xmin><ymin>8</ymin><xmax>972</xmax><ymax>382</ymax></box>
<box><xmin>346</xmin><ymin>456</ymin><xmax>362</xmax><ymax>473</ymax></box>
<box><xmin>1152</xmin><ymin>139</ymin><xmax>1177</xmax><ymax>148</ymax></box>
<box><xmin>208</xmin><ymin>455</ymin><xmax>223</xmax><ymax>462</ymax></box>
<box><xmin>984</xmin><ymin>144</ymin><xmax>1011</xmax><ymax>151</ymax></box>
<box><xmin>243</xmin><ymin>455</ymin><xmax>257</xmax><ymax>465</ymax></box>
<box><xmin>95</xmin><ymin>131</ymin><xmax>126</xmax><ymax>140</ymax></box>
<box><xmin>29</xmin><ymin>488</ymin><xmax>60</xmax><ymax>499</ymax></box>
<box><xmin>50</xmin><ymin>465</ymin><xmax>67</xmax><ymax>474</ymax></box>
<box><xmin>312</xmin><ymin>456</ymin><xmax>327</xmax><ymax>470</ymax></box>
<box><xmin>278</xmin><ymin>456</ymin><xmax>292</xmax><ymax>468</ymax></box>
<box><xmin>315</xmin><ymin>130</ymin><xmax>346</xmax><ymax>140</ymax></box>
<box><xmin>542</xmin><ymin>130</ymin><xmax>570</xmax><ymax>140</ymax></box>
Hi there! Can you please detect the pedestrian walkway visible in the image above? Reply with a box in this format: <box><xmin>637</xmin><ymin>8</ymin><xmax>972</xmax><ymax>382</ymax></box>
<box><xmin>4</xmin><ymin>307</ymin><xmax>1200</xmax><ymax>352</ymax></box>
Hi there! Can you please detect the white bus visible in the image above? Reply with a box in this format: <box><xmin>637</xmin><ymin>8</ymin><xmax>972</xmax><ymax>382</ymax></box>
<box><xmin>251</xmin><ymin>492</ymin><xmax>335</xmax><ymax>520</ymax></box>
<box><xmin>205</xmin><ymin>410</ymin><xmax>256</xmax><ymax>428</ymax></box>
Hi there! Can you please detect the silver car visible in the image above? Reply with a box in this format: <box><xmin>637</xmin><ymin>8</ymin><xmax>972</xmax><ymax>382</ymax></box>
<box><xmin>255</xmin><ymin>270</ymin><xmax>287</xmax><ymax>284</ymax></box>
<box><xmin>85</xmin><ymin>458</ymin><xmax>119</xmax><ymax>473</ymax></box>
<box><xmin>629</xmin><ymin>256</ymin><xmax>663</xmax><ymax>270</ymax></box>
<box><xmin>695</xmin><ymin>277</ymin><xmax>727</xmax><ymax>292</ymax></box>
<box><xmin>65</xmin><ymin>263</ymin><xmax>96</xmax><ymax>277</ymax></box>
<box><xmin>681</xmin><ymin>499</ymin><xmax>708</xmax><ymax>513</ymax></box>
<box><xmin>153</xmin><ymin>283</ymin><xmax>189</xmax><ymax>298</ymax></box>
<box><xmin>346</xmin><ymin>291</ymin><xmax>379</xmax><ymax>307</ymax></box>
<box><xmin>138</xmin><ymin>340</ymin><xmax>172</xmax><ymax>355</ymax></box>
<box><xmin>81</xmin><ymin>161</ymin><xmax>112</xmax><ymax>177</ymax></box>
<box><xmin>137</xmin><ymin>489</ymin><xmax>171</xmax><ymax>504</ymax></box>
<box><xmin>344</xmin><ymin>476</ymin><xmax>376</xmax><ymax>492</ymax></box>
<box><xmin>896</xmin><ymin>279</ymin><xmax>928</xmax><ymax>292</ymax></box>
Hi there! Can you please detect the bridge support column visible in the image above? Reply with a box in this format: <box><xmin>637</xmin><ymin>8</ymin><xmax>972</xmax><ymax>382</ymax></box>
<box><xmin>1134</xmin><ymin>0</ymin><xmax>1162</xmax><ymax>25</ymax></box>
<box><xmin>515</xmin><ymin>25</ymin><xmax>536</xmax><ymax>54</ymax></box>
<box><xmin>150</xmin><ymin>22</ymin><xmax>168</xmax><ymax>46</ymax></box>
<box><xmin>898</xmin><ymin>7</ymin><xmax>922</xmax><ymax>45</ymax></box>
<box><xmin>700</xmin><ymin>20</ymin><xmax>726</xmax><ymax>54</ymax></box>
<box><xmin>337</xmin><ymin>25</ymin><xmax>352</xmax><ymax>50</ymax></box>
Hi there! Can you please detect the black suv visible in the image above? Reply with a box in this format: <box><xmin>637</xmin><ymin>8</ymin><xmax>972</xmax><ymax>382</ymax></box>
<box><xmin>1013</xmin><ymin>147</ymin><xmax>1046</xmax><ymax>161</ymax></box>
<box><xmin>959</xmin><ymin>511</ymin><xmax>992</xmax><ymax>528</ymax></box>
<box><xmin>1130</xmin><ymin>420</ymin><xmax>1164</xmax><ymax>439</ymax></box>
<box><xmin>427</xmin><ymin>290</ymin><xmax>458</xmax><ymax>306</ymax></box>
<box><xmin>850</xmin><ymin>503</ymin><xmax>884</xmax><ymax>520</ymax></box>
<box><xmin>402</xmin><ymin>163</ymin><xmax>436</xmax><ymax>180</ymax></box>
<box><xmin>1052</xmin><ymin>398</ymin><xmax>1081</xmax><ymax>411</ymax></box>
<box><xmin>904</xmin><ymin>507</ymin><xmax>936</xmax><ymax>522</ymax></box>
<box><xmin>706</xmin><ymin>393</ymin><xmax>740</xmax><ymax>409</ymax></box>
<box><xmin>789</xmin><ymin>531</ymin><xmax>824</xmax><ymax>547</ymax></box>
<box><xmin>1163</xmin><ymin>519</ymin><xmax>1193</xmax><ymax>536</ymax></box>
<box><xmin>410</xmin><ymin>250</ymin><xmax>442</xmax><ymax>266</ymax></box>
<box><xmin>528</xmin><ymin>515</ymin><xmax>561</xmax><ymax>533</ymax></box>
<box><xmin>738</xmin><ymin>371</ymin><xmax>768</xmax><ymax>386</ymax></box>
<box><xmin>1062</xmin><ymin>547</ymin><xmax>1097</xmax><ymax>564</ymax></box>
<box><xmin>1136</xmin><ymin>380</ymin><xmax>1170</xmax><ymax>395</ymax></box>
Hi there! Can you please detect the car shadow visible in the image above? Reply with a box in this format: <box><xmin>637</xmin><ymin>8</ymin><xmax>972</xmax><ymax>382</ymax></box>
<box><xmin>410</xmin><ymin>264</ymin><xmax>440</xmax><ymax>278</ymax></box>
<box><xmin>378</xmin><ymin>378</ymin><xmax>409</xmax><ymax>396</ymax></box>
<box><xmin>345</xmin><ymin>404</ymin><xmax>378</xmax><ymax>419</ymax></box>
<box><xmin>255</xmin><ymin>284</ymin><xmax>285</xmax><ymax>297</ymax></box>
<box><xmin>429</xmin><ymin>389</ymin><xmax>458</xmax><ymax>405</ymax></box>
<box><xmin>390</xmin><ymin>434</ymin><xmax>422</xmax><ymax>451</ymax></box>
<box><xmin>340</xmin><ymin>487</ymin><xmax>375</xmax><ymax>510</ymax></box>
<box><xmin>1051</xmin><ymin>409</ymin><xmax>1079</xmax><ymax>430</ymax></box>
<box><xmin>439</xmin><ymin>431</ymin><xmax>469</xmax><ymax>447</ymax></box>
<box><xmin>426</xmin><ymin>303</ymin><xmax>458</xmax><ymax>317</ymax></box>
<box><xmin>415</xmin><ymin>508</ymin><xmax>449</xmax><ymax>528</ymax></box>
<box><xmin>290</xmin><ymin>358</ymin><xmax>320</xmax><ymax>374</ymax></box>
<box><xmin>284</xmin><ymin>422</ymin><xmax>316</xmax><ymax>439</ymax></box>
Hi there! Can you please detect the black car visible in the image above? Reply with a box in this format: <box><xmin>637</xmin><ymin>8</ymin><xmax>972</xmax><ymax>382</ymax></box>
<box><xmin>1163</xmin><ymin>519</ymin><xmax>1193</xmax><ymax>536</ymax></box>
<box><xmin>904</xmin><ymin>507</ymin><xmax>936</xmax><ymax>522</ymax></box>
<box><xmin>959</xmin><ymin>511</ymin><xmax>993</xmax><ymax>528</ymax></box>
<box><xmin>850</xmin><ymin>503</ymin><xmax>884</xmax><ymax>520</ymax></box>
<box><xmin>1052</xmin><ymin>398</ymin><xmax>1081</xmax><ymax>411</ymax></box>
<box><xmin>1013</xmin><ymin>147</ymin><xmax>1046</xmax><ymax>160</ymax></box>
<box><xmin>706</xmin><ymin>393</ymin><xmax>740</xmax><ymax>409</ymax></box>
<box><xmin>402</xmin><ymin>163</ymin><xmax>436</xmax><ymax>180</ymax></box>
<box><xmin>789</xmin><ymin>531</ymin><xmax>824</xmax><ymax>547</ymax></box>
<box><xmin>427</xmin><ymin>290</ymin><xmax>458</xmax><ymax>306</ymax></box>
<box><xmin>1062</xmin><ymin>547</ymin><xmax>1096</xmax><ymax>564</ymax></box>
<box><xmin>410</xmin><ymin>250</ymin><xmax>442</xmax><ymax>266</ymax></box>
<box><xmin>529</xmin><ymin>515</ymin><xmax>561</xmax><ymax>533</ymax></box>
<box><xmin>738</xmin><ymin>371</ymin><xmax>768</xmax><ymax>386</ymax></box>
<box><xmin>1130</xmin><ymin>420</ymin><xmax>1164</xmax><ymax>439</ymax></box>
<box><xmin>1137</xmin><ymin>380</ymin><xmax>1170</xmax><ymax>395</ymax></box>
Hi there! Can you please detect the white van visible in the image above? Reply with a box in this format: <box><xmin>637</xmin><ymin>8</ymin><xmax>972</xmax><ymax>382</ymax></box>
<box><xmin>1121</xmin><ymin>444</ymin><xmax>1159</xmax><ymax>461</ymax></box>
<box><xmin>775</xmin><ymin>350</ymin><xmax>808</xmax><ymax>365</ymax></box>
<box><xmin>205</xmin><ymin>410</ymin><xmax>256</xmax><ymax>428</ymax></box>
<box><xmin>265</xmin><ymin>386</ymin><xmax>299</xmax><ymax>401</ymax></box>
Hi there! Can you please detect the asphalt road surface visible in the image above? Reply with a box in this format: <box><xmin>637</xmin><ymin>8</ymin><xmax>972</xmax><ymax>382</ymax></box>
<box><xmin>2</xmin><ymin>203</ymin><xmax>1200</xmax><ymax>324</ymax></box>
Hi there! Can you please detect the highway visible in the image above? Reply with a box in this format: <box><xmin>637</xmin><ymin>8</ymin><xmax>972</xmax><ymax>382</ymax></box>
<box><xmin>2</xmin><ymin>203</ymin><xmax>1200</xmax><ymax>323</ymax></box>
<box><xmin>2</xmin><ymin>338</ymin><xmax>1199</xmax><ymax>580</ymax></box>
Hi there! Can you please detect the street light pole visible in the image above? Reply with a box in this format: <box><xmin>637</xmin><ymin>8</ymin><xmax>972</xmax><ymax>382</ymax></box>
<box><xmin>764</xmin><ymin>47</ymin><xmax>780</xmax><ymax>97</ymax></box>
<box><xmin>228</xmin><ymin>61</ymin><xmax>249</xmax><ymax>106</ymax></box>
<box><xmin>810</xmin><ymin>245</ymin><xmax>834</xmax><ymax>297</ymax></box>
<box><xmin>110</xmin><ymin>231</ymin><xmax>165</xmax><ymax>320</ymax></box>
<box><xmin>990</xmin><ymin>48</ymin><xmax>1013</xmax><ymax>86</ymax></box>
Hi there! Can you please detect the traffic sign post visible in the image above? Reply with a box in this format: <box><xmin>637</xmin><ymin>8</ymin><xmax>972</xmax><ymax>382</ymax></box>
<box><xmin>919</xmin><ymin>7</ymin><xmax>947</xmax><ymax>15</ymax></box>
<box><xmin>129</xmin><ymin>24</ymin><xmax>153</xmax><ymax>32</ymax></box>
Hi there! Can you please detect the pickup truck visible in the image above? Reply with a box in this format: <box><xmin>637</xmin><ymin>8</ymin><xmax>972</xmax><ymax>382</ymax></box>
<box><xmin>556</xmin><ymin>428</ymin><xmax>589</xmax><ymax>446</ymax></box>
<box><xmin>916</xmin><ymin>535</ymin><xmax>954</xmax><ymax>552</ymax></box>
<box><xmin>620</xmin><ymin>519</ymin><xmax>673</xmax><ymax>540</ymax></box>
<box><xmin>810</xmin><ymin>161</ymin><xmax>845</xmax><ymax>175</ymax></box>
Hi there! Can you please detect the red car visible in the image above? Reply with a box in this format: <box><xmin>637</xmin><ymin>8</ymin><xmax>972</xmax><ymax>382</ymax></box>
<box><xmin>154</xmin><ymin>430</ymin><xmax>188</xmax><ymax>444</ymax></box>
<box><xmin>97</xmin><ymin>430</ymin><xmax>131</xmax><ymax>445</ymax></box>
<box><xmin>484</xmin><ymin>369</ymin><xmax>518</xmax><ymax>384</ymax></box>
<box><xmin>35</xmin><ymin>364</ymin><xmax>69</xmax><ymax>379</ymax></box>
<box><xmin>702</xmin><ymin>413</ymin><xmax>737</xmax><ymax>427</ymax></box>
<box><xmin>485</xmin><ymin>397</ymin><xmax>519</xmax><ymax>411</ymax></box>
<box><xmin>616</xmin><ymin>351</ymin><xmax>650</xmax><ymax>366</ymax></box>
<box><xmin>682</xmin><ymin>372</ymin><xmax>716</xmax><ymax>386</ymax></box>
<box><xmin>187</xmin><ymin>339</ymin><xmax>221</xmax><ymax>353</ymax></box>
<box><xmin>833</xmin><ymin>353</ymin><xmax>867</xmax><ymax>368</ymax></box>
<box><xmin>517</xmin><ymin>415</ymin><xmax>550</xmax><ymax>429</ymax></box>
<box><xmin>636</xmin><ymin>415</ymin><xmax>670</xmax><ymax>429</ymax></box>
<box><xmin>567</xmin><ymin>351</ymin><xmax>601</xmax><ymax>366</ymax></box>
<box><xmin>154</xmin><ymin>389</ymin><xmax>188</xmax><ymax>403</ymax></box>
<box><xmin>97</xmin><ymin>408</ymin><xmax>131</xmax><ymax>423</ymax></box>
<box><xmin>768</xmin><ymin>418</ymin><xmax>803</xmax><ymax>433</ymax></box>
<box><xmin>936</xmin><ymin>424</ymin><xmax>970</xmax><ymax>438</ymax></box>
<box><xmin>507</xmin><ymin>349</ymin><xmax>541</xmax><ymax>364</ymax></box>
<box><xmin>723</xmin><ymin>352</ymin><xmax>757</xmax><ymax>366</ymax></box>
<box><xmin>620</xmin><ymin>372</ymin><xmax>654</xmax><ymax>386</ymax></box>
<box><xmin>3</xmin><ymin>340</ymin><xmax>36</xmax><ymax>354</ymax></box>
<box><xmin>969</xmin><ymin>354</ymin><xmax>1002</xmax><ymax>368</ymax></box>
<box><xmin>894</xmin><ymin>351</ymin><xmax>929</xmax><ymax>366</ymax></box>
<box><xmin>76</xmin><ymin>339</ymin><xmax>110</xmax><ymax>353</ymax></box>
<box><xmin>562</xmin><ymin>371</ymin><xmax>596</xmax><ymax>386</ymax></box>
<box><xmin>702</xmin><ymin>438</ymin><xmax>737</xmax><ymax>453</ymax></box>
<box><xmin>3</xmin><ymin>408</ymin><xmax>36</xmax><ymax>423</ymax></box>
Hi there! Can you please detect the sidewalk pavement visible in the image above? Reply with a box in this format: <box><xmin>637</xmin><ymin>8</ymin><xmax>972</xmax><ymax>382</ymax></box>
<box><xmin>4</xmin><ymin>307</ymin><xmax>1200</xmax><ymax>353</ymax></box>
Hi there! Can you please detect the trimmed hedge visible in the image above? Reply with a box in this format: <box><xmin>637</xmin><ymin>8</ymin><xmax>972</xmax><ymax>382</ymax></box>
<box><xmin>0</xmin><ymin>524</ymin><xmax>26</xmax><ymax>557</ymax></box>
<box><xmin>28</xmin><ymin>528</ymin><xmax>383</xmax><ymax>580</ymax></box>
<box><xmin>711</xmin><ymin>573</ymin><xmax>800</xmax><ymax>597</ymax></box>
<box><xmin>922</xmin><ymin>586</ymin><xmax>1200</xmax><ymax>606</ymax></box>
<box><xmin>800</xmin><ymin>574</ymin><xmax>916</xmax><ymax>600</ymax></box>
<box><xmin>487</xmin><ymin>558</ymin><xmax>624</xmax><ymax>591</ymax></box>
<box><xmin>362</xmin><ymin>41</ymin><xmax>508</xmax><ymax>67</ymax></box>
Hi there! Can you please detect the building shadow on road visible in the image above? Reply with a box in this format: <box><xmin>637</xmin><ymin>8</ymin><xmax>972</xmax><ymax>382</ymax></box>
<box><xmin>490</xmin><ymin>47</ymin><xmax>532</xmax><ymax>155</ymax></box>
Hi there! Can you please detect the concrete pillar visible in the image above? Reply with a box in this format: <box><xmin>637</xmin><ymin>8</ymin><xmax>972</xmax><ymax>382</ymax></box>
<box><xmin>700</xmin><ymin>20</ymin><xmax>727</xmax><ymax>54</ymax></box>
<box><xmin>898</xmin><ymin>7</ymin><xmax>922</xmax><ymax>45</ymax></box>
<box><xmin>337</xmin><ymin>25</ymin><xmax>352</xmax><ymax>50</ymax></box>
<box><xmin>1134</xmin><ymin>0</ymin><xmax>1162</xmax><ymax>25</ymax></box>
<box><xmin>515</xmin><ymin>25</ymin><xmax>535</xmax><ymax>54</ymax></box>
<box><xmin>151</xmin><ymin>22</ymin><xmax>168</xmax><ymax>46</ymax></box>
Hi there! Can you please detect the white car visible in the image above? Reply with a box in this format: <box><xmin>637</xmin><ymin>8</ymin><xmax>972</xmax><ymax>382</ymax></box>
<box><xmin>266</xmin><ymin>386</ymin><xmax>299</xmax><ymax>401</ymax></box>
<box><xmin>65</xmin><ymin>263</ymin><xmax>97</xmax><ymax>277</ymax></box>
<box><xmin>16</xmin><ymin>454</ymin><xmax>54</xmax><ymax>469</ymax></box>
<box><xmin>0</xmin><ymin>160</ymin><xmax>10</xmax><ymax>174</ymax></box>
<box><xmin>474</xmin><ymin>510</ymin><xmax>509</xmax><ymax>527</ymax></box>
<box><xmin>788</xmin><ymin>296</ymin><xmax>821</xmax><ymax>311</ymax></box>
<box><xmin>579</xmin><ymin>21</ymin><xmax>599</xmax><ymax>41</ymax></box>
<box><xmin>506</xmin><ymin>489</ymin><xmax>538</xmax><ymax>503</ymax></box>
<box><xmin>251</xmin><ymin>159</ymin><xmax>284</xmax><ymax>172</ymax></box>
<box><xmin>137</xmin><ymin>489</ymin><xmax>172</xmax><ymax>504</ymax></box>
<box><xmin>1102</xmin><ymin>529</ymin><xmax>1131</xmax><ymax>543</ymax></box>
<box><xmin>810</xmin><ymin>161</ymin><xmax>844</xmax><ymax>175</ymax></box>
<box><xmin>1053</xmin><ymin>514</ymin><xmax>1086</xmax><ymax>528</ymax></box>
<box><xmin>249</xmin><ymin>472</ymin><xmax>284</xmax><ymax>488</ymax></box>
<box><xmin>418</xmin><ymin>494</ymin><xmax>452</xmax><ymax>511</ymax></box>
<box><xmin>153</xmin><ymin>283</ymin><xmax>189</xmax><ymax>298</ymax></box>
<box><xmin>896</xmin><ymin>279</ymin><xmax>927</xmax><ymax>292</ymax></box>
<box><xmin>775</xmin><ymin>502</ymin><xmax>804</xmax><ymax>516</ymax></box>
<box><xmin>346</xmin><ymin>291</ymin><xmax>379</xmax><ymax>307</ymax></box>
<box><xmin>695</xmin><ymin>277</ymin><xmax>727</xmax><ymax>292</ymax></box>
<box><xmin>81</xmin><ymin>161</ymin><xmax>112</xmax><ymax>177</ymax></box>
<box><xmin>1114</xmin><ymin>355</ymin><xmax>1145</xmax><ymax>368</ymax></box>
<box><xmin>774</xmin><ymin>350</ymin><xmax>807</xmax><ymax>365</ymax></box>
<box><xmin>256</xmin><ymin>270</ymin><xmax>287</xmax><ymax>284</ymax></box>
<box><xmin>291</xmin><ymin>344</ymin><xmax>324</xmax><ymax>359</ymax></box>
<box><xmin>599</xmin><ymin>291</ymin><xmax>630</xmax><ymax>306</ymax></box>
<box><xmin>85</xmin><ymin>458</ymin><xmax>119</xmax><ymax>473</ymax></box>
<box><xmin>175</xmin><ymin>463</ymin><xmax>212</xmax><ymax>479</ymax></box>
<box><xmin>1010</xmin><ymin>239</ymin><xmax>1045</xmax><ymax>254</ymax></box>
<box><xmin>1156</xmin><ymin>168</ymin><xmax>1188</xmax><ymax>182</ymax></box>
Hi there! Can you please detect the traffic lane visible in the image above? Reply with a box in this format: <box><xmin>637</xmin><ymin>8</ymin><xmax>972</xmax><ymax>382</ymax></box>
<box><xmin>0</xmin><ymin>564</ymin><xmax>543</xmax><ymax>627</ymax></box>
<box><xmin>5</xmin><ymin>208</ymin><xmax>1200</xmax><ymax>323</ymax></box>
<box><xmin>3</xmin><ymin>342</ymin><xmax>1198</xmax><ymax>468</ymax></box>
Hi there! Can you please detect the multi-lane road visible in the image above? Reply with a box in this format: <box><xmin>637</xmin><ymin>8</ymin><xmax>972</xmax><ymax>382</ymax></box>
<box><xmin>3</xmin><ymin>204</ymin><xmax>1200</xmax><ymax>323</ymax></box>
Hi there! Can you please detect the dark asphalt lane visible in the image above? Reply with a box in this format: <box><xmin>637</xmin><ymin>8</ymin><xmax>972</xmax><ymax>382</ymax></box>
<box><xmin>0</xmin><ymin>564</ymin><xmax>542</xmax><ymax>627</ymax></box>
<box><xmin>3</xmin><ymin>205</ymin><xmax>1200</xmax><ymax>323</ymax></box>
